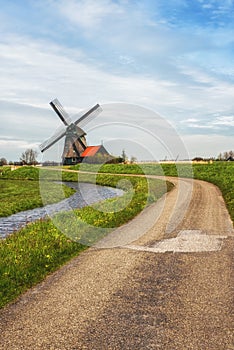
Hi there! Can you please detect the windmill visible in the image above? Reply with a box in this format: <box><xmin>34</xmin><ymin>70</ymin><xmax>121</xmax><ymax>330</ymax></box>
<box><xmin>40</xmin><ymin>99</ymin><xmax>102</xmax><ymax>165</ymax></box>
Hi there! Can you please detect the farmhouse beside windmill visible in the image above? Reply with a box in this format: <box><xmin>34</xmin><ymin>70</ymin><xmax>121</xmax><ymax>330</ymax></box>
<box><xmin>63</xmin><ymin>144</ymin><xmax>113</xmax><ymax>165</ymax></box>
<box><xmin>40</xmin><ymin>99</ymin><xmax>113</xmax><ymax>165</ymax></box>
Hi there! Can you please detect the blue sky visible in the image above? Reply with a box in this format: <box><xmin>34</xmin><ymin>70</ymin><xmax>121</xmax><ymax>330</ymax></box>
<box><xmin>0</xmin><ymin>0</ymin><xmax>233</xmax><ymax>161</ymax></box>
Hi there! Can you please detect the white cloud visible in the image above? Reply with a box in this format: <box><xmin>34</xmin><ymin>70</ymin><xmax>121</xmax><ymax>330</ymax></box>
<box><xmin>202</xmin><ymin>3</ymin><xmax>213</xmax><ymax>9</ymax></box>
<box><xmin>184</xmin><ymin>118</ymin><xmax>200</xmax><ymax>123</ymax></box>
<box><xmin>213</xmin><ymin>115</ymin><xmax>234</xmax><ymax>126</ymax></box>
<box><xmin>183</xmin><ymin>123</ymin><xmax>216</xmax><ymax>130</ymax></box>
<box><xmin>180</xmin><ymin>114</ymin><xmax>234</xmax><ymax>131</ymax></box>
<box><xmin>0</xmin><ymin>34</ymin><xmax>188</xmax><ymax>111</ymax></box>
<box><xmin>56</xmin><ymin>0</ymin><xmax>124</xmax><ymax>29</ymax></box>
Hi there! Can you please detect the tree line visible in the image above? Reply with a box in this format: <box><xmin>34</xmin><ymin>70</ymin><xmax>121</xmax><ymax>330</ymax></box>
<box><xmin>217</xmin><ymin>150</ymin><xmax>234</xmax><ymax>161</ymax></box>
<box><xmin>0</xmin><ymin>149</ymin><xmax>38</xmax><ymax>166</ymax></box>
<box><xmin>0</xmin><ymin>148</ymin><xmax>138</xmax><ymax>166</ymax></box>
<box><xmin>1</xmin><ymin>148</ymin><xmax>233</xmax><ymax>166</ymax></box>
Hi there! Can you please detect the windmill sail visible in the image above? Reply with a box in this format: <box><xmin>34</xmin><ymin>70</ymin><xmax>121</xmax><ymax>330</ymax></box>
<box><xmin>50</xmin><ymin>98</ymin><xmax>72</xmax><ymax>126</ymax></box>
<box><xmin>74</xmin><ymin>104</ymin><xmax>102</xmax><ymax>127</ymax></box>
<box><xmin>39</xmin><ymin>128</ymin><xmax>66</xmax><ymax>152</ymax></box>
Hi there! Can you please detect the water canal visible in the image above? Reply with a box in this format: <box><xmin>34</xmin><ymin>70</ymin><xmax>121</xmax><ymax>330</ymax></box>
<box><xmin>0</xmin><ymin>182</ymin><xmax>124</xmax><ymax>238</ymax></box>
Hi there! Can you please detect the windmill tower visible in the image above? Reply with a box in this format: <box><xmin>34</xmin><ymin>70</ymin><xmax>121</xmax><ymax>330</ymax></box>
<box><xmin>40</xmin><ymin>99</ymin><xmax>102</xmax><ymax>165</ymax></box>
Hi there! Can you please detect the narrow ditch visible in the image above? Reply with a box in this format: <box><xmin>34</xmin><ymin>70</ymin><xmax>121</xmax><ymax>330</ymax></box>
<box><xmin>0</xmin><ymin>182</ymin><xmax>123</xmax><ymax>238</ymax></box>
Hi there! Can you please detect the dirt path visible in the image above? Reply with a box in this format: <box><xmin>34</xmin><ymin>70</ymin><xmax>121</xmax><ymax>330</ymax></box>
<box><xmin>0</xmin><ymin>177</ymin><xmax>233</xmax><ymax>349</ymax></box>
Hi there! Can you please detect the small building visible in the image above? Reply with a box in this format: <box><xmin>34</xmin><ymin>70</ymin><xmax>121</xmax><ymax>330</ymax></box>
<box><xmin>81</xmin><ymin>145</ymin><xmax>114</xmax><ymax>163</ymax></box>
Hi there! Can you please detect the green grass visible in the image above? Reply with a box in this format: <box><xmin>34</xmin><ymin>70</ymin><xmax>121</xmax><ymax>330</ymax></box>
<box><xmin>69</xmin><ymin>162</ymin><xmax>193</xmax><ymax>177</ymax></box>
<box><xmin>0</xmin><ymin>221</ymin><xmax>85</xmax><ymax>308</ymax></box>
<box><xmin>0</xmin><ymin>166</ymin><xmax>39</xmax><ymax>180</ymax></box>
<box><xmin>2</xmin><ymin>161</ymin><xmax>232</xmax><ymax>309</ymax></box>
<box><xmin>69</xmin><ymin>163</ymin><xmax>145</xmax><ymax>174</ymax></box>
<box><xmin>52</xmin><ymin>175</ymin><xmax>173</xmax><ymax>244</ymax></box>
<box><xmin>0</xmin><ymin>166</ymin><xmax>172</xmax><ymax>308</ymax></box>
<box><xmin>192</xmin><ymin>162</ymin><xmax>234</xmax><ymax>223</ymax></box>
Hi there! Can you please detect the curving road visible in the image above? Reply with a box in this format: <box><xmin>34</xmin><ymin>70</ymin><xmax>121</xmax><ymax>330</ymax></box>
<box><xmin>0</xmin><ymin>176</ymin><xmax>233</xmax><ymax>349</ymax></box>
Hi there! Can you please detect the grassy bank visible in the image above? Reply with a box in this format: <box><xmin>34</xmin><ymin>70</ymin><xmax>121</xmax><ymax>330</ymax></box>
<box><xmin>192</xmin><ymin>162</ymin><xmax>234</xmax><ymax>223</ymax></box>
<box><xmin>51</xmin><ymin>174</ymin><xmax>172</xmax><ymax>244</ymax></box>
<box><xmin>0</xmin><ymin>179</ymin><xmax>75</xmax><ymax>217</ymax></box>
<box><xmin>69</xmin><ymin>161</ymin><xmax>192</xmax><ymax>177</ymax></box>
<box><xmin>0</xmin><ymin>166</ymin><xmax>76</xmax><ymax>217</ymax></box>
<box><xmin>0</xmin><ymin>166</ymin><xmax>172</xmax><ymax>308</ymax></box>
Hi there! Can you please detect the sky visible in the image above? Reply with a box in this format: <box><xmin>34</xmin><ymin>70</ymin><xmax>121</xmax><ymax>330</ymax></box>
<box><xmin>0</xmin><ymin>0</ymin><xmax>234</xmax><ymax>162</ymax></box>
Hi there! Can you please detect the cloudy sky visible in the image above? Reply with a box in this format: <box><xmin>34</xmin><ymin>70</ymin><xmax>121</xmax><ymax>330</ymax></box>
<box><xmin>0</xmin><ymin>0</ymin><xmax>233</xmax><ymax>162</ymax></box>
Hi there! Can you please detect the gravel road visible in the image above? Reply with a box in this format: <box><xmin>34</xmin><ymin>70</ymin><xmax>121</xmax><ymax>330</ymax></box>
<box><xmin>0</xmin><ymin>176</ymin><xmax>233</xmax><ymax>349</ymax></box>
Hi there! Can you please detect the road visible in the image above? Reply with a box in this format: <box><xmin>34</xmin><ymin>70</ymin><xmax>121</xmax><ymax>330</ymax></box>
<box><xmin>0</xmin><ymin>176</ymin><xmax>233</xmax><ymax>349</ymax></box>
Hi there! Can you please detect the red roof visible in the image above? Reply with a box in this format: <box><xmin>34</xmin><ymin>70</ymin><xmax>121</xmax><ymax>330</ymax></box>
<box><xmin>81</xmin><ymin>146</ymin><xmax>101</xmax><ymax>157</ymax></box>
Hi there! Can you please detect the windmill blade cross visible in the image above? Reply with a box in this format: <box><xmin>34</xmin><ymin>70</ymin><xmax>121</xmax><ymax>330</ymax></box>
<box><xmin>74</xmin><ymin>104</ymin><xmax>102</xmax><ymax>127</ymax></box>
<box><xmin>40</xmin><ymin>100</ymin><xmax>102</xmax><ymax>157</ymax></box>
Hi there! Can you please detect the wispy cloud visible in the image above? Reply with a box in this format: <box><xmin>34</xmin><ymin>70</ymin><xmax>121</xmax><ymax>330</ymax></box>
<box><xmin>180</xmin><ymin>114</ymin><xmax>234</xmax><ymax>133</ymax></box>
<box><xmin>55</xmin><ymin>0</ymin><xmax>125</xmax><ymax>29</ymax></box>
<box><xmin>213</xmin><ymin>115</ymin><xmax>234</xmax><ymax>126</ymax></box>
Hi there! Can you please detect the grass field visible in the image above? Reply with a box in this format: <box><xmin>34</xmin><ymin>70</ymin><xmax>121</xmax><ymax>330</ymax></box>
<box><xmin>0</xmin><ymin>162</ymin><xmax>233</xmax><ymax>308</ymax></box>
<box><xmin>0</xmin><ymin>166</ymin><xmax>171</xmax><ymax>308</ymax></box>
